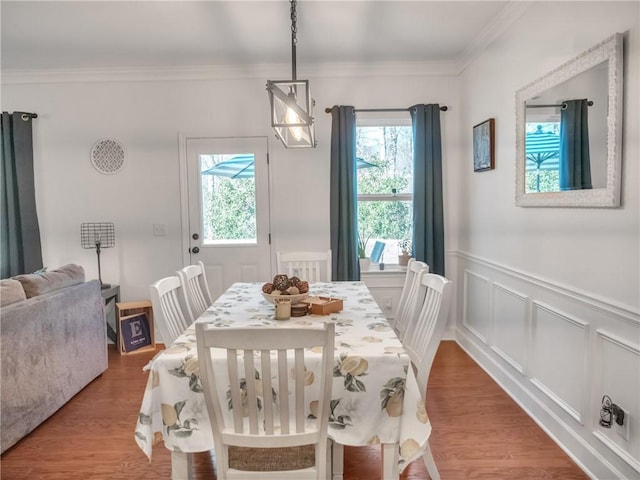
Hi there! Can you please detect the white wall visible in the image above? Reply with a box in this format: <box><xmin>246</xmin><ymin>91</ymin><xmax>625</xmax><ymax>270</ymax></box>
<box><xmin>1</xmin><ymin>72</ymin><xmax>461</xmax><ymax>302</ymax></box>
<box><xmin>456</xmin><ymin>2</ymin><xmax>640</xmax><ymax>478</ymax></box>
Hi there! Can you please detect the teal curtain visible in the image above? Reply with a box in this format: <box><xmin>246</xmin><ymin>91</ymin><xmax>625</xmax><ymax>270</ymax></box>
<box><xmin>559</xmin><ymin>99</ymin><xmax>592</xmax><ymax>191</ymax></box>
<box><xmin>329</xmin><ymin>106</ymin><xmax>358</xmax><ymax>281</ymax></box>
<box><xmin>1</xmin><ymin>112</ymin><xmax>43</xmax><ymax>278</ymax></box>
<box><xmin>410</xmin><ymin>104</ymin><xmax>444</xmax><ymax>275</ymax></box>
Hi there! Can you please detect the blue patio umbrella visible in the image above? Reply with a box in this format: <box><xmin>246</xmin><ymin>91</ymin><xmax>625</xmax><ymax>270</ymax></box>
<box><xmin>355</xmin><ymin>157</ymin><xmax>378</xmax><ymax>169</ymax></box>
<box><xmin>202</xmin><ymin>155</ymin><xmax>378</xmax><ymax>178</ymax></box>
<box><xmin>201</xmin><ymin>155</ymin><xmax>256</xmax><ymax>179</ymax></box>
<box><xmin>526</xmin><ymin>125</ymin><xmax>560</xmax><ymax>171</ymax></box>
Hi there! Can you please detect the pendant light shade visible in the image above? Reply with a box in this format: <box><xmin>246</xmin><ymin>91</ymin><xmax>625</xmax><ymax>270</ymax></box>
<box><xmin>266</xmin><ymin>0</ymin><xmax>316</xmax><ymax>148</ymax></box>
<box><xmin>267</xmin><ymin>79</ymin><xmax>315</xmax><ymax>148</ymax></box>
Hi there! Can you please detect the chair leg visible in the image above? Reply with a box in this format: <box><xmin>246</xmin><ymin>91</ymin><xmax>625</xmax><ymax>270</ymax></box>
<box><xmin>332</xmin><ymin>441</ymin><xmax>344</xmax><ymax>480</ymax></box>
<box><xmin>326</xmin><ymin>439</ymin><xmax>333</xmax><ymax>480</ymax></box>
<box><xmin>171</xmin><ymin>451</ymin><xmax>193</xmax><ymax>480</ymax></box>
<box><xmin>382</xmin><ymin>443</ymin><xmax>400</xmax><ymax>480</ymax></box>
<box><xmin>422</xmin><ymin>444</ymin><xmax>440</xmax><ymax>480</ymax></box>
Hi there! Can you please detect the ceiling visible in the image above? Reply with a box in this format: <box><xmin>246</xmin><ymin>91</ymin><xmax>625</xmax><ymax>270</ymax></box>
<box><xmin>1</xmin><ymin>1</ymin><xmax>521</xmax><ymax>73</ymax></box>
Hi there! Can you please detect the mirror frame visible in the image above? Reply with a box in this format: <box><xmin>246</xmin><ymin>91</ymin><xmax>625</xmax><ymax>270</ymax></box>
<box><xmin>515</xmin><ymin>33</ymin><xmax>623</xmax><ymax>208</ymax></box>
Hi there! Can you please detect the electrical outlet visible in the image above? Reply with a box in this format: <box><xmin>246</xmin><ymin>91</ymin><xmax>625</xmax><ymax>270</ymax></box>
<box><xmin>615</xmin><ymin>408</ymin><xmax>630</xmax><ymax>441</ymax></box>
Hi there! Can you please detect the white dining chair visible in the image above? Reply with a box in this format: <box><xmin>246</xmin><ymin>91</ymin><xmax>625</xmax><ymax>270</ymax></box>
<box><xmin>196</xmin><ymin>322</ymin><xmax>335</xmax><ymax>480</ymax></box>
<box><xmin>403</xmin><ymin>272</ymin><xmax>452</xmax><ymax>480</ymax></box>
<box><xmin>276</xmin><ymin>250</ymin><xmax>332</xmax><ymax>282</ymax></box>
<box><xmin>149</xmin><ymin>275</ymin><xmax>194</xmax><ymax>346</ymax></box>
<box><xmin>177</xmin><ymin>261</ymin><xmax>213</xmax><ymax>319</ymax></box>
<box><xmin>391</xmin><ymin>258</ymin><xmax>429</xmax><ymax>340</ymax></box>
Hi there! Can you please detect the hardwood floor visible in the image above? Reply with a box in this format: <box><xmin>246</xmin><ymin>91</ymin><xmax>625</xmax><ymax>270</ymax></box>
<box><xmin>1</xmin><ymin>341</ymin><xmax>588</xmax><ymax>479</ymax></box>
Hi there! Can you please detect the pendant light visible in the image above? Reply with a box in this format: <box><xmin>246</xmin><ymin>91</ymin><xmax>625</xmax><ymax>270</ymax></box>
<box><xmin>266</xmin><ymin>0</ymin><xmax>316</xmax><ymax>148</ymax></box>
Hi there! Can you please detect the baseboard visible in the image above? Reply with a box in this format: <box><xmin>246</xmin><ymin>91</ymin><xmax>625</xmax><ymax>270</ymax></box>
<box><xmin>455</xmin><ymin>327</ymin><xmax>629</xmax><ymax>480</ymax></box>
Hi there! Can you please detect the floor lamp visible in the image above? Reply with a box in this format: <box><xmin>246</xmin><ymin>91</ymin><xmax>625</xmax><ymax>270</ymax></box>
<box><xmin>81</xmin><ymin>222</ymin><xmax>115</xmax><ymax>289</ymax></box>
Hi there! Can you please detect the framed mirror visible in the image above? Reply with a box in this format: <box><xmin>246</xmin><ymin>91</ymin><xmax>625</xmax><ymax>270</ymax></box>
<box><xmin>515</xmin><ymin>33</ymin><xmax>623</xmax><ymax>207</ymax></box>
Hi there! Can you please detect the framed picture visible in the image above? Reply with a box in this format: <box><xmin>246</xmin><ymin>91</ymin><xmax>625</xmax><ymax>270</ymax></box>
<box><xmin>473</xmin><ymin>118</ymin><xmax>495</xmax><ymax>172</ymax></box>
<box><xmin>119</xmin><ymin>312</ymin><xmax>153</xmax><ymax>353</ymax></box>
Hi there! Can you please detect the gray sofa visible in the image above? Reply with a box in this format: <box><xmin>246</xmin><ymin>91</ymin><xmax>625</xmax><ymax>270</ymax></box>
<box><xmin>0</xmin><ymin>265</ymin><xmax>108</xmax><ymax>453</ymax></box>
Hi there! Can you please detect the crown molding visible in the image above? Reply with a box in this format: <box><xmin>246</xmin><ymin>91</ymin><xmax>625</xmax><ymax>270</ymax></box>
<box><xmin>455</xmin><ymin>1</ymin><xmax>534</xmax><ymax>74</ymax></box>
<box><xmin>1</xmin><ymin>64</ymin><xmax>282</xmax><ymax>85</ymax></box>
<box><xmin>1</xmin><ymin>60</ymin><xmax>462</xmax><ymax>85</ymax></box>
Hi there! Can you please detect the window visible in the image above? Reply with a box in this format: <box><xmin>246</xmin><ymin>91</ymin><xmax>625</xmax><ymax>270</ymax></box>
<box><xmin>356</xmin><ymin>118</ymin><xmax>413</xmax><ymax>264</ymax></box>
<box><xmin>199</xmin><ymin>154</ymin><xmax>257</xmax><ymax>244</ymax></box>
<box><xmin>525</xmin><ymin>119</ymin><xmax>560</xmax><ymax>193</ymax></box>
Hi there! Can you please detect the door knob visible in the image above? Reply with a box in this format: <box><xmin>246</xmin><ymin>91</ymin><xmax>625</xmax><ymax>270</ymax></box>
<box><xmin>191</xmin><ymin>246</ymin><xmax>200</xmax><ymax>254</ymax></box>
<box><xmin>192</xmin><ymin>233</ymin><xmax>199</xmax><ymax>240</ymax></box>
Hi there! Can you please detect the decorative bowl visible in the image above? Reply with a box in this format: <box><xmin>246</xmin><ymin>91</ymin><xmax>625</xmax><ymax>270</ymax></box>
<box><xmin>261</xmin><ymin>292</ymin><xmax>309</xmax><ymax>305</ymax></box>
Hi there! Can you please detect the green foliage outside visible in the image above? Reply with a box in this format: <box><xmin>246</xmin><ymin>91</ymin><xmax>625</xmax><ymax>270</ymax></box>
<box><xmin>526</xmin><ymin>170</ymin><xmax>559</xmax><ymax>193</ymax></box>
<box><xmin>200</xmin><ymin>156</ymin><xmax>256</xmax><ymax>241</ymax></box>
<box><xmin>356</xmin><ymin>126</ymin><xmax>413</xmax><ymax>250</ymax></box>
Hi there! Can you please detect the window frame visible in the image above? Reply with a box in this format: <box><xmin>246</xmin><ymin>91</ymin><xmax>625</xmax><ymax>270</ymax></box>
<box><xmin>355</xmin><ymin>114</ymin><xmax>414</xmax><ymax>263</ymax></box>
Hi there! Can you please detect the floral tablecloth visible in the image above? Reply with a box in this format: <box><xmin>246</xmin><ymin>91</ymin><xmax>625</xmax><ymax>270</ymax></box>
<box><xmin>134</xmin><ymin>281</ymin><xmax>430</xmax><ymax>473</ymax></box>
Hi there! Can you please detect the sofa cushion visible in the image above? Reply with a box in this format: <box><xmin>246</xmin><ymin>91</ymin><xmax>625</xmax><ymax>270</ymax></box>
<box><xmin>0</xmin><ymin>279</ymin><xmax>27</xmax><ymax>307</ymax></box>
<box><xmin>13</xmin><ymin>264</ymin><xmax>85</xmax><ymax>298</ymax></box>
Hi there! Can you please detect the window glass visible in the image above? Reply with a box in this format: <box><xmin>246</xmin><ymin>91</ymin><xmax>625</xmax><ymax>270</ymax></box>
<box><xmin>356</xmin><ymin>122</ymin><xmax>413</xmax><ymax>264</ymax></box>
<box><xmin>199</xmin><ymin>154</ymin><xmax>257</xmax><ymax>244</ymax></box>
<box><xmin>525</xmin><ymin>120</ymin><xmax>560</xmax><ymax>193</ymax></box>
<box><xmin>357</xmin><ymin>126</ymin><xmax>413</xmax><ymax>194</ymax></box>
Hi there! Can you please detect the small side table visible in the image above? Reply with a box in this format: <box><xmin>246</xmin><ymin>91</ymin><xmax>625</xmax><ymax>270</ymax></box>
<box><xmin>101</xmin><ymin>284</ymin><xmax>120</xmax><ymax>343</ymax></box>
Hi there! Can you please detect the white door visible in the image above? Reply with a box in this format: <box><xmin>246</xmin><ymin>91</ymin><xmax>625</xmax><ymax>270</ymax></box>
<box><xmin>185</xmin><ymin>136</ymin><xmax>271</xmax><ymax>301</ymax></box>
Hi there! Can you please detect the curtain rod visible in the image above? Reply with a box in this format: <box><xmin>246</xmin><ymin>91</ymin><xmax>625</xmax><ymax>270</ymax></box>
<box><xmin>324</xmin><ymin>106</ymin><xmax>448</xmax><ymax>114</ymax></box>
<box><xmin>526</xmin><ymin>100</ymin><xmax>593</xmax><ymax>109</ymax></box>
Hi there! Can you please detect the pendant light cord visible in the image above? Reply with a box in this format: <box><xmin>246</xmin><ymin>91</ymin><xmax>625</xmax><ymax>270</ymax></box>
<box><xmin>290</xmin><ymin>0</ymin><xmax>297</xmax><ymax>81</ymax></box>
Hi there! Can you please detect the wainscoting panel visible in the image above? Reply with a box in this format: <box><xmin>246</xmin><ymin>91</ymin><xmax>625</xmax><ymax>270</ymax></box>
<box><xmin>454</xmin><ymin>252</ymin><xmax>640</xmax><ymax>480</ymax></box>
<box><xmin>592</xmin><ymin>329</ymin><xmax>640</xmax><ymax>473</ymax></box>
<box><xmin>530</xmin><ymin>302</ymin><xmax>589</xmax><ymax>424</ymax></box>
<box><xmin>491</xmin><ymin>283</ymin><xmax>528</xmax><ymax>375</ymax></box>
<box><xmin>463</xmin><ymin>270</ymin><xmax>491</xmax><ymax>344</ymax></box>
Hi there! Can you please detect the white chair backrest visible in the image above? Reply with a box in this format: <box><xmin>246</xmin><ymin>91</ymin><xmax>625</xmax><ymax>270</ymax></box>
<box><xmin>276</xmin><ymin>250</ymin><xmax>332</xmax><ymax>282</ymax></box>
<box><xmin>196</xmin><ymin>322</ymin><xmax>335</xmax><ymax>480</ymax></box>
<box><xmin>177</xmin><ymin>261</ymin><xmax>213</xmax><ymax>319</ymax></box>
<box><xmin>403</xmin><ymin>273</ymin><xmax>452</xmax><ymax>395</ymax></box>
<box><xmin>392</xmin><ymin>259</ymin><xmax>429</xmax><ymax>340</ymax></box>
<box><xmin>149</xmin><ymin>276</ymin><xmax>194</xmax><ymax>345</ymax></box>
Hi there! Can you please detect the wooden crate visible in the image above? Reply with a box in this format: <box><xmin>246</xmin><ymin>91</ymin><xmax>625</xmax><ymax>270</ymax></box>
<box><xmin>116</xmin><ymin>300</ymin><xmax>155</xmax><ymax>355</ymax></box>
<box><xmin>302</xmin><ymin>296</ymin><xmax>344</xmax><ymax>315</ymax></box>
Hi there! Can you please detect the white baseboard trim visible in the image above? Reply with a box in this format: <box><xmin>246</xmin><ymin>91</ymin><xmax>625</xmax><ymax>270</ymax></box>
<box><xmin>455</xmin><ymin>327</ymin><xmax>629</xmax><ymax>480</ymax></box>
<box><xmin>442</xmin><ymin>324</ymin><xmax>456</xmax><ymax>340</ymax></box>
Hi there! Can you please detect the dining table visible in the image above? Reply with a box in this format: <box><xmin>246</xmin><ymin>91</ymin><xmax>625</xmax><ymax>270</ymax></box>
<box><xmin>134</xmin><ymin>281</ymin><xmax>432</xmax><ymax>480</ymax></box>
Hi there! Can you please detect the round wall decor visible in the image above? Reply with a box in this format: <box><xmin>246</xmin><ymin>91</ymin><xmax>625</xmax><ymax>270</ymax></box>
<box><xmin>90</xmin><ymin>138</ymin><xmax>126</xmax><ymax>174</ymax></box>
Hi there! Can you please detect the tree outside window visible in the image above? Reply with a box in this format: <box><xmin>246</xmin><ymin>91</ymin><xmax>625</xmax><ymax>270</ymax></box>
<box><xmin>200</xmin><ymin>154</ymin><xmax>257</xmax><ymax>244</ymax></box>
<box><xmin>356</xmin><ymin>123</ymin><xmax>414</xmax><ymax>264</ymax></box>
